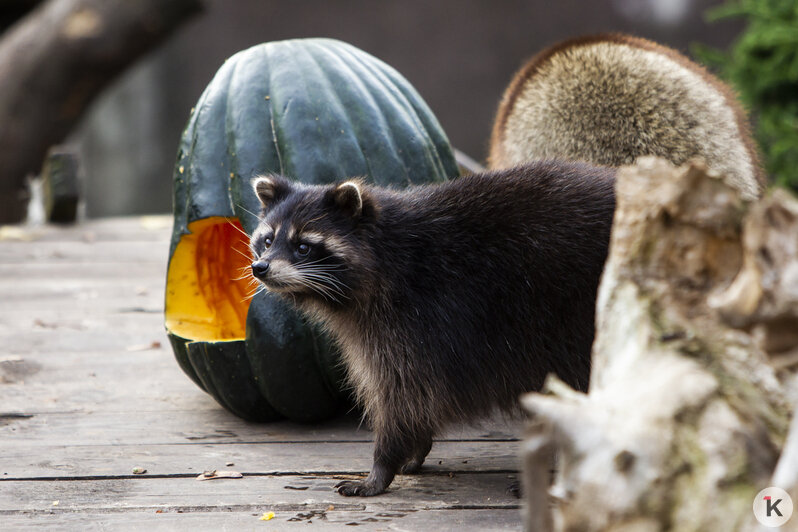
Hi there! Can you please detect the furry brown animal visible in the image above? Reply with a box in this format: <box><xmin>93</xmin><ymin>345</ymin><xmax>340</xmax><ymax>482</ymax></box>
<box><xmin>249</xmin><ymin>160</ymin><xmax>616</xmax><ymax>496</ymax></box>
<box><xmin>489</xmin><ymin>33</ymin><xmax>764</xmax><ymax>199</ymax></box>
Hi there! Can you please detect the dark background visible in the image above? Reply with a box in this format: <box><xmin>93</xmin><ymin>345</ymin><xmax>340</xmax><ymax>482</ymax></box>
<box><xmin>68</xmin><ymin>0</ymin><xmax>744</xmax><ymax>217</ymax></box>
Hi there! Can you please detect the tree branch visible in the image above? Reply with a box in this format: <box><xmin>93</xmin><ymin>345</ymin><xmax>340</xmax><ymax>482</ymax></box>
<box><xmin>0</xmin><ymin>0</ymin><xmax>203</xmax><ymax>223</ymax></box>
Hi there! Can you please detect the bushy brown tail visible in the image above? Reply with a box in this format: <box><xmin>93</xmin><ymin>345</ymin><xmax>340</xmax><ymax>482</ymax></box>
<box><xmin>488</xmin><ymin>33</ymin><xmax>764</xmax><ymax>199</ymax></box>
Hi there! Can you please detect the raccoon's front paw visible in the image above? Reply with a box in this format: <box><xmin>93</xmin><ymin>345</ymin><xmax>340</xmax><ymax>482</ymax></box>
<box><xmin>335</xmin><ymin>479</ymin><xmax>386</xmax><ymax>497</ymax></box>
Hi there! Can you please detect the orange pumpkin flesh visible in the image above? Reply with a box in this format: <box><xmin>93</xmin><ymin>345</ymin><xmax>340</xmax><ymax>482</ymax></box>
<box><xmin>165</xmin><ymin>217</ymin><xmax>253</xmax><ymax>342</ymax></box>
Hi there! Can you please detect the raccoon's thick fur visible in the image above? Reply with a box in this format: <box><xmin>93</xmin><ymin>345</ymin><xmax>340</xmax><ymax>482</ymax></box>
<box><xmin>489</xmin><ymin>33</ymin><xmax>764</xmax><ymax>199</ymax></box>
<box><xmin>250</xmin><ymin>160</ymin><xmax>616</xmax><ymax>496</ymax></box>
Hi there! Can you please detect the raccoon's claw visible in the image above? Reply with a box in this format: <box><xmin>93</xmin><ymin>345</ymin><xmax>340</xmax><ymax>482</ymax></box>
<box><xmin>335</xmin><ymin>479</ymin><xmax>385</xmax><ymax>497</ymax></box>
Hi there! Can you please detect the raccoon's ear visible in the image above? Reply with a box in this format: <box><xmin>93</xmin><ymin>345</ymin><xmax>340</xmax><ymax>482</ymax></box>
<box><xmin>252</xmin><ymin>175</ymin><xmax>290</xmax><ymax>208</ymax></box>
<box><xmin>331</xmin><ymin>181</ymin><xmax>364</xmax><ymax>218</ymax></box>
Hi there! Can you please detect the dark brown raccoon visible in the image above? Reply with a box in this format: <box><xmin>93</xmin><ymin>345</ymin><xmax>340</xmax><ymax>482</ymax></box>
<box><xmin>249</xmin><ymin>160</ymin><xmax>616</xmax><ymax>496</ymax></box>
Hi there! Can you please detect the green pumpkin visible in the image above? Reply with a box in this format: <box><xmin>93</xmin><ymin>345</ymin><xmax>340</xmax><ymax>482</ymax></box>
<box><xmin>165</xmin><ymin>38</ymin><xmax>459</xmax><ymax>422</ymax></box>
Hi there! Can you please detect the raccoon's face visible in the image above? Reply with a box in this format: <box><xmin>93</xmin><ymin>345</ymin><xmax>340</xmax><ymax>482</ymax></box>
<box><xmin>249</xmin><ymin>175</ymin><xmax>370</xmax><ymax>305</ymax></box>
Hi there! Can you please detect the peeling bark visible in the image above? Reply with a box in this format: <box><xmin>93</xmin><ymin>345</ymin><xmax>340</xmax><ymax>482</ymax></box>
<box><xmin>522</xmin><ymin>158</ymin><xmax>795</xmax><ymax>531</ymax></box>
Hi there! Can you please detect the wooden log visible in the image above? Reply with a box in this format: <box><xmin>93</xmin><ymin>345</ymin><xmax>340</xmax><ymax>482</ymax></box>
<box><xmin>0</xmin><ymin>0</ymin><xmax>202</xmax><ymax>223</ymax></box>
<box><xmin>521</xmin><ymin>158</ymin><xmax>794</xmax><ymax>531</ymax></box>
<box><xmin>0</xmin><ymin>1</ymin><xmax>42</xmax><ymax>32</ymax></box>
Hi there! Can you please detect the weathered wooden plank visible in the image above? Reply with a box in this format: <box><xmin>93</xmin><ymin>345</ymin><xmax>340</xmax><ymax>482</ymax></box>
<box><xmin>0</xmin><ymin>276</ymin><xmax>164</xmax><ymax>291</ymax></box>
<box><xmin>0</xmin><ymin>311</ymin><xmax>166</xmax><ymax>339</ymax></box>
<box><xmin>0</xmin><ymin>216</ymin><xmax>173</xmax><ymax>243</ymax></box>
<box><xmin>0</xmin><ymin>508</ymin><xmax>522</xmax><ymax>530</ymax></box>
<box><xmin>1</xmin><ymin>350</ymin><xmax>209</xmax><ymax>413</ymax></box>
<box><xmin>0</xmin><ymin>325</ymin><xmax>168</xmax><ymax>357</ymax></box>
<box><xmin>0</xmin><ymin>440</ymin><xmax>519</xmax><ymax>479</ymax></box>
<box><xmin>0</xmin><ymin>241</ymin><xmax>170</xmax><ymax>265</ymax></box>
<box><xmin>0</xmin><ymin>294</ymin><xmax>163</xmax><ymax>317</ymax></box>
<box><xmin>0</xmin><ymin>409</ymin><xmax>520</xmax><ymax>446</ymax></box>
<box><xmin>0</xmin><ymin>256</ymin><xmax>166</xmax><ymax>280</ymax></box>
<box><xmin>0</xmin><ymin>473</ymin><xmax>521</xmax><ymax>513</ymax></box>
<box><xmin>0</xmin><ymin>306</ymin><xmax>161</xmax><ymax>322</ymax></box>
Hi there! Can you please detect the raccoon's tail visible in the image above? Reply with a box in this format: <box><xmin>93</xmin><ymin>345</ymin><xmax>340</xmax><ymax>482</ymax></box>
<box><xmin>488</xmin><ymin>33</ymin><xmax>764</xmax><ymax>200</ymax></box>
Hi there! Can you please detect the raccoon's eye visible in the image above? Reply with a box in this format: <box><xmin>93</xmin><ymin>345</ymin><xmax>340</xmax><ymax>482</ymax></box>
<box><xmin>296</xmin><ymin>243</ymin><xmax>311</xmax><ymax>257</ymax></box>
<box><xmin>264</xmin><ymin>236</ymin><xmax>273</xmax><ymax>248</ymax></box>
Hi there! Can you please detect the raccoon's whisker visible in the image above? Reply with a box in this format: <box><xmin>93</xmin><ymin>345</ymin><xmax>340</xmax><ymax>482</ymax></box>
<box><xmin>299</xmin><ymin>278</ymin><xmax>341</xmax><ymax>304</ymax></box>
<box><xmin>295</xmin><ymin>256</ymin><xmax>338</xmax><ymax>268</ymax></box>
<box><xmin>243</xmin><ymin>288</ymin><xmax>261</xmax><ymax>301</ymax></box>
<box><xmin>296</xmin><ymin>265</ymin><xmax>348</xmax><ymax>275</ymax></box>
<box><xmin>295</xmin><ymin>259</ymin><xmax>346</xmax><ymax>268</ymax></box>
<box><xmin>311</xmin><ymin>278</ymin><xmax>349</xmax><ymax>298</ymax></box>
<box><xmin>231</xmin><ymin>247</ymin><xmax>255</xmax><ymax>261</ymax></box>
<box><xmin>307</xmin><ymin>283</ymin><xmax>348</xmax><ymax>302</ymax></box>
<box><xmin>299</xmin><ymin>270</ymin><xmax>350</xmax><ymax>293</ymax></box>
<box><xmin>244</xmin><ymin>282</ymin><xmax>263</xmax><ymax>296</ymax></box>
<box><xmin>224</xmin><ymin>218</ymin><xmax>253</xmax><ymax>239</ymax></box>
<box><xmin>294</xmin><ymin>260</ymin><xmax>348</xmax><ymax>273</ymax></box>
<box><xmin>233</xmin><ymin>202</ymin><xmax>260</xmax><ymax>219</ymax></box>
<box><xmin>297</xmin><ymin>273</ymin><xmax>346</xmax><ymax>302</ymax></box>
<box><xmin>241</xmin><ymin>285</ymin><xmax>267</xmax><ymax>303</ymax></box>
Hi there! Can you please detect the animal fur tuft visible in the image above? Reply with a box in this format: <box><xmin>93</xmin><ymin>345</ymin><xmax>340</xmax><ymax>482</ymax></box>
<box><xmin>489</xmin><ymin>33</ymin><xmax>763</xmax><ymax>199</ymax></box>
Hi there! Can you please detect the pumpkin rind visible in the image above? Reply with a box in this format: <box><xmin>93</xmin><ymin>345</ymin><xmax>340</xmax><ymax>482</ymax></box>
<box><xmin>245</xmin><ymin>294</ymin><xmax>345</xmax><ymax>422</ymax></box>
<box><xmin>186</xmin><ymin>339</ymin><xmax>283</xmax><ymax>422</ymax></box>
<box><xmin>165</xmin><ymin>38</ymin><xmax>459</xmax><ymax>422</ymax></box>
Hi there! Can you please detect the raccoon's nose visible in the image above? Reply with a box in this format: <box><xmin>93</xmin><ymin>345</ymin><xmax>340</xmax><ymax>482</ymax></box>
<box><xmin>251</xmin><ymin>260</ymin><xmax>270</xmax><ymax>279</ymax></box>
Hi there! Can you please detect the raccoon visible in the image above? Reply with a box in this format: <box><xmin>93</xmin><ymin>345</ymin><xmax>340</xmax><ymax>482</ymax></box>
<box><xmin>249</xmin><ymin>160</ymin><xmax>616</xmax><ymax>496</ymax></box>
<box><xmin>489</xmin><ymin>33</ymin><xmax>764</xmax><ymax>199</ymax></box>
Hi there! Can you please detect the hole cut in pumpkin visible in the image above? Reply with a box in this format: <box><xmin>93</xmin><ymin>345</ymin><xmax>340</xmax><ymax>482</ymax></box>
<box><xmin>165</xmin><ymin>217</ymin><xmax>254</xmax><ymax>342</ymax></box>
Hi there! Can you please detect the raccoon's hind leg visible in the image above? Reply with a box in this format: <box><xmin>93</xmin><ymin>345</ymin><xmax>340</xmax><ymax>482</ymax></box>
<box><xmin>400</xmin><ymin>433</ymin><xmax>432</xmax><ymax>474</ymax></box>
<box><xmin>336</xmin><ymin>426</ymin><xmax>420</xmax><ymax>496</ymax></box>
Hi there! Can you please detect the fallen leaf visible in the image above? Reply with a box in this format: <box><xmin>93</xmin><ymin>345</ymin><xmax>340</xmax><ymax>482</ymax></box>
<box><xmin>196</xmin><ymin>470</ymin><xmax>243</xmax><ymax>481</ymax></box>
<box><xmin>132</xmin><ymin>467</ymin><xmax>147</xmax><ymax>475</ymax></box>
<box><xmin>259</xmin><ymin>511</ymin><xmax>275</xmax><ymax>521</ymax></box>
<box><xmin>126</xmin><ymin>341</ymin><xmax>161</xmax><ymax>352</ymax></box>
<box><xmin>0</xmin><ymin>226</ymin><xmax>37</xmax><ymax>241</ymax></box>
<box><xmin>139</xmin><ymin>216</ymin><xmax>171</xmax><ymax>231</ymax></box>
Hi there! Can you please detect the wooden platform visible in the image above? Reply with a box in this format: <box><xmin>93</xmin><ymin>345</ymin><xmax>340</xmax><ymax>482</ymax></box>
<box><xmin>0</xmin><ymin>217</ymin><xmax>523</xmax><ymax>530</ymax></box>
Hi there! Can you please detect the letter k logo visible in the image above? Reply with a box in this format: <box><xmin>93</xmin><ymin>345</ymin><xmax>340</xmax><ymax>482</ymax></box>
<box><xmin>754</xmin><ymin>487</ymin><xmax>793</xmax><ymax>526</ymax></box>
<box><xmin>765</xmin><ymin>496</ymin><xmax>783</xmax><ymax>517</ymax></box>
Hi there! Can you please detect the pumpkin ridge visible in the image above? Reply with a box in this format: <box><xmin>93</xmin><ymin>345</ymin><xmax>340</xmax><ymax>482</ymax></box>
<box><xmin>329</xmin><ymin>42</ymin><xmax>418</xmax><ymax>183</ymax></box>
<box><xmin>329</xmin><ymin>40</ymin><xmax>450</xmax><ymax>182</ymax></box>
<box><xmin>264</xmin><ymin>43</ymin><xmax>293</xmax><ymax>178</ymax></box>
<box><xmin>301</xmin><ymin>43</ymin><xmax>380</xmax><ymax>183</ymax></box>
<box><xmin>353</xmin><ymin>43</ymin><xmax>458</xmax><ymax>180</ymax></box>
